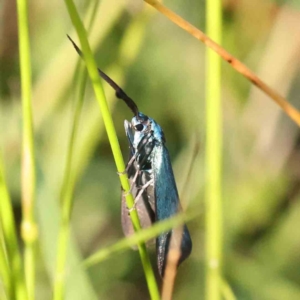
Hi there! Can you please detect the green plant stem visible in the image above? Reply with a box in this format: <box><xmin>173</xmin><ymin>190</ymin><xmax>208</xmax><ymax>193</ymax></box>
<box><xmin>83</xmin><ymin>209</ymin><xmax>199</xmax><ymax>269</ymax></box>
<box><xmin>53</xmin><ymin>223</ymin><xmax>70</xmax><ymax>300</ymax></box>
<box><xmin>53</xmin><ymin>63</ymin><xmax>88</xmax><ymax>300</ymax></box>
<box><xmin>205</xmin><ymin>0</ymin><xmax>222</xmax><ymax>299</ymax></box>
<box><xmin>62</xmin><ymin>68</ymin><xmax>88</xmax><ymax>220</ymax></box>
<box><xmin>70</xmin><ymin>10</ymin><xmax>151</xmax><ymax>193</ymax></box>
<box><xmin>16</xmin><ymin>0</ymin><xmax>37</xmax><ymax>298</ymax></box>
<box><xmin>0</xmin><ymin>156</ymin><xmax>28</xmax><ymax>300</ymax></box>
<box><xmin>64</xmin><ymin>1</ymin><xmax>159</xmax><ymax>299</ymax></box>
<box><xmin>53</xmin><ymin>3</ymin><xmax>98</xmax><ymax>300</ymax></box>
<box><xmin>53</xmin><ymin>7</ymin><xmax>148</xmax><ymax>300</ymax></box>
<box><xmin>221</xmin><ymin>279</ymin><xmax>236</xmax><ymax>300</ymax></box>
<box><xmin>0</xmin><ymin>222</ymin><xmax>12</xmax><ymax>299</ymax></box>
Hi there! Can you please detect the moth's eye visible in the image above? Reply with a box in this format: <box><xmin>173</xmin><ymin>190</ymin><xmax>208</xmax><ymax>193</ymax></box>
<box><xmin>134</xmin><ymin>124</ymin><xmax>144</xmax><ymax>131</ymax></box>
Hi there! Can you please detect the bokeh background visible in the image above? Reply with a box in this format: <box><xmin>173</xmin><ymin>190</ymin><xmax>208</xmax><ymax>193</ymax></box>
<box><xmin>1</xmin><ymin>0</ymin><xmax>300</xmax><ymax>299</ymax></box>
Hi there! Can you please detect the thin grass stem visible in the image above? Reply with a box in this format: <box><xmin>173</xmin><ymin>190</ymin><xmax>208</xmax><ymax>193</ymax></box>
<box><xmin>221</xmin><ymin>278</ymin><xmax>236</xmax><ymax>300</ymax></box>
<box><xmin>64</xmin><ymin>1</ymin><xmax>160</xmax><ymax>299</ymax></box>
<box><xmin>53</xmin><ymin>2</ymin><xmax>98</xmax><ymax>300</ymax></box>
<box><xmin>53</xmin><ymin>62</ymin><xmax>88</xmax><ymax>300</ymax></box>
<box><xmin>0</xmin><ymin>223</ymin><xmax>12</xmax><ymax>299</ymax></box>
<box><xmin>16</xmin><ymin>0</ymin><xmax>36</xmax><ymax>298</ymax></box>
<box><xmin>0</xmin><ymin>155</ymin><xmax>28</xmax><ymax>300</ymax></box>
<box><xmin>205</xmin><ymin>0</ymin><xmax>222</xmax><ymax>299</ymax></box>
<box><xmin>83</xmin><ymin>209</ymin><xmax>199</xmax><ymax>269</ymax></box>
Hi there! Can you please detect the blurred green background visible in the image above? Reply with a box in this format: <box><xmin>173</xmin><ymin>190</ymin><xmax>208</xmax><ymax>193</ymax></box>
<box><xmin>1</xmin><ymin>0</ymin><xmax>300</xmax><ymax>299</ymax></box>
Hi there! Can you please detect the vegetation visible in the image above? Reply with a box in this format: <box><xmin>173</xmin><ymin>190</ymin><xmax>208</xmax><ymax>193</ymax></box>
<box><xmin>1</xmin><ymin>0</ymin><xmax>300</xmax><ymax>299</ymax></box>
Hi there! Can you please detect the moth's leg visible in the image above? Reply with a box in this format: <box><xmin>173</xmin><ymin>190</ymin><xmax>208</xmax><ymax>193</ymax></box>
<box><xmin>128</xmin><ymin>178</ymin><xmax>154</xmax><ymax>212</ymax></box>
<box><xmin>122</xmin><ymin>168</ymin><xmax>141</xmax><ymax>198</ymax></box>
<box><xmin>125</xmin><ymin>154</ymin><xmax>138</xmax><ymax>173</ymax></box>
<box><xmin>117</xmin><ymin>152</ymin><xmax>139</xmax><ymax>176</ymax></box>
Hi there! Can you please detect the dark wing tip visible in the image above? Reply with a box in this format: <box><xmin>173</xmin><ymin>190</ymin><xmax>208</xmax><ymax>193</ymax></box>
<box><xmin>157</xmin><ymin>226</ymin><xmax>192</xmax><ymax>277</ymax></box>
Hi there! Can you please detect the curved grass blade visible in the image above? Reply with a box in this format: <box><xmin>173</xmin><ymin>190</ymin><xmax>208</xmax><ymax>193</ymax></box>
<box><xmin>64</xmin><ymin>1</ymin><xmax>159</xmax><ymax>298</ymax></box>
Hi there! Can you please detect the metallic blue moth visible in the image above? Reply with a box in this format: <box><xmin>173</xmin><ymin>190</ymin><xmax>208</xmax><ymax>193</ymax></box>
<box><xmin>123</xmin><ymin>113</ymin><xmax>192</xmax><ymax>276</ymax></box>
<box><xmin>67</xmin><ymin>35</ymin><xmax>192</xmax><ymax>276</ymax></box>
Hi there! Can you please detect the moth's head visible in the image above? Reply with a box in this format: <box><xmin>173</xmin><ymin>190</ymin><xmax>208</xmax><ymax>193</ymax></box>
<box><xmin>124</xmin><ymin>112</ymin><xmax>165</xmax><ymax>149</ymax></box>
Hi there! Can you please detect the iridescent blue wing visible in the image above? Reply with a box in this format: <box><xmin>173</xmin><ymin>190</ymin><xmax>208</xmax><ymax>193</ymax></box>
<box><xmin>152</xmin><ymin>144</ymin><xmax>192</xmax><ymax>276</ymax></box>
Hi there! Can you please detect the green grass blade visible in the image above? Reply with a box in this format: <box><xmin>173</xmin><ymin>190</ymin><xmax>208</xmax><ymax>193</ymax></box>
<box><xmin>0</xmin><ymin>155</ymin><xmax>28</xmax><ymax>300</ymax></box>
<box><xmin>33</xmin><ymin>0</ymin><xmax>127</xmax><ymax>129</ymax></box>
<box><xmin>43</xmin><ymin>8</ymin><xmax>150</xmax><ymax>300</ymax></box>
<box><xmin>205</xmin><ymin>0</ymin><xmax>223</xmax><ymax>299</ymax></box>
<box><xmin>83</xmin><ymin>210</ymin><xmax>199</xmax><ymax>269</ymax></box>
<box><xmin>16</xmin><ymin>0</ymin><xmax>37</xmax><ymax>297</ymax></box>
<box><xmin>70</xmin><ymin>10</ymin><xmax>151</xmax><ymax>193</ymax></box>
<box><xmin>37</xmin><ymin>183</ymin><xmax>98</xmax><ymax>300</ymax></box>
<box><xmin>0</xmin><ymin>222</ymin><xmax>11</xmax><ymax>299</ymax></box>
<box><xmin>53</xmin><ymin>41</ymin><xmax>89</xmax><ymax>300</ymax></box>
<box><xmin>221</xmin><ymin>279</ymin><xmax>236</xmax><ymax>300</ymax></box>
<box><xmin>53</xmin><ymin>2</ymin><xmax>98</xmax><ymax>299</ymax></box>
<box><xmin>64</xmin><ymin>1</ymin><xmax>159</xmax><ymax>299</ymax></box>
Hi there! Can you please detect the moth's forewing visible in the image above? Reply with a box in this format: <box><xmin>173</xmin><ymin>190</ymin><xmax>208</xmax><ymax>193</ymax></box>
<box><xmin>121</xmin><ymin>161</ymin><xmax>155</xmax><ymax>248</ymax></box>
<box><xmin>152</xmin><ymin>144</ymin><xmax>192</xmax><ymax>276</ymax></box>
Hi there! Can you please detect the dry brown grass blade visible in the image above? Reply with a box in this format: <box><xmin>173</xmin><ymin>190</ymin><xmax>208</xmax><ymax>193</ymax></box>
<box><xmin>144</xmin><ymin>0</ymin><xmax>300</xmax><ymax>127</ymax></box>
<box><xmin>161</xmin><ymin>226</ymin><xmax>183</xmax><ymax>300</ymax></box>
<box><xmin>161</xmin><ymin>135</ymin><xmax>200</xmax><ymax>298</ymax></box>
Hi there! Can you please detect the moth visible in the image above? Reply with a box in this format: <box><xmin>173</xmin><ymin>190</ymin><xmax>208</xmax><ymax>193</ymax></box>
<box><xmin>68</xmin><ymin>35</ymin><xmax>192</xmax><ymax>276</ymax></box>
<box><xmin>121</xmin><ymin>112</ymin><xmax>192</xmax><ymax>276</ymax></box>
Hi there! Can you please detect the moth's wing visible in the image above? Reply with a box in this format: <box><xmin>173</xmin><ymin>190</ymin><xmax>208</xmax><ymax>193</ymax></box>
<box><xmin>121</xmin><ymin>161</ymin><xmax>155</xmax><ymax>248</ymax></box>
<box><xmin>152</xmin><ymin>144</ymin><xmax>192</xmax><ymax>276</ymax></box>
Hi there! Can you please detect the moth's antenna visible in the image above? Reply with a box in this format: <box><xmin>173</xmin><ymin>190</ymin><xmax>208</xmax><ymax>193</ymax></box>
<box><xmin>67</xmin><ymin>35</ymin><xmax>140</xmax><ymax>117</ymax></box>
